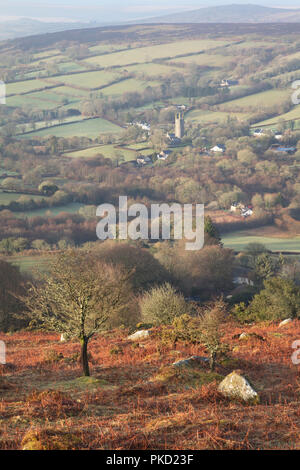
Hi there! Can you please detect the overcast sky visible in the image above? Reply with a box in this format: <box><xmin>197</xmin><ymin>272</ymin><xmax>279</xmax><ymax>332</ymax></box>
<box><xmin>0</xmin><ymin>1</ymin><xmax>299</xmax><ymax>23</ymax></box>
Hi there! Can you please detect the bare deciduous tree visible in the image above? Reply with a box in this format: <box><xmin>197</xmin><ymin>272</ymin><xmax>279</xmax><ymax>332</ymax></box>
<box><xmin>24</xmin><ymin>250</ymin><xmax>132</xmax><ymax>376</ymax></box>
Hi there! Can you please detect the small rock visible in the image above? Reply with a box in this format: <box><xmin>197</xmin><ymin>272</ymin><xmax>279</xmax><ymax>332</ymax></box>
<box><xmin>279</xmin><ymin>318</ymin><xmax>292</xmax><ymax>328</ymax></box>
<box><xmin>239</xmin><ymin>332</ymin><xmax>249</xmax><ymax>340</ymax></box>
<box><xmin>172</xmin><ymin>356</ymin><xmax>209</xmax><ymax>368</ymax></box>
<box><xmin>218</xmin><ymin>371</ymin><xmax>259</xmax><ymax>404</ymax></box>
<box><xmin>238</xmin><ymin>332</ymin><xmax>265</xmax><ymax>342</ymax></box>
<box><xmin>128</xmin><ymin>330</ymin><xmax>152</xmax><ymax>341</ymax></box>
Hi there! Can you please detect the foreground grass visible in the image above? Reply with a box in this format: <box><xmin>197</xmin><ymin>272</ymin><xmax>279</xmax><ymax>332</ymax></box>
<box><xmin>1</xmin><ymin>321</ymin><xmax>300</xmax><ymax>450</ymax></box>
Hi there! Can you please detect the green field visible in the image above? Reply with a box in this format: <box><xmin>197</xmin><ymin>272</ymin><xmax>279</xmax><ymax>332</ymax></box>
<box><xmin>6</xmin><ymin>94</ymin><xmax>63</xmax><ymax>110</ymax></box>
<box><xmin>57</xmin><ymin>62</ymin><xmax>87</xmax><ymax>73</ymax></box>
<box><xmin>64</xmin><ymin>144</ymin><xmax>140</xmax><ymax>161</ymax></box>
<box><xmin>186</xmin><ymin>109</ymin><xmax>251</xmax><ymax>124</ymax></box>
<box><xmin>46</xmin><ymin>70</ymin><xmax>123</xmax><ymax>89</ymax></box>
<box><xmin>8</xmin><ymin>254</ymin><xmax>52</xmax><ymax>275</ymax></box>
<box><xmin>6</xmin><ymin>79</ymin><xmax>49</xmax><ymax>95</ymax></box>
<box><xmin>223</xmin><ymin>231</ymin><xmax>300</xmax><ymax>252</ymax></box>
<box><xmin>220</xmin><ymin>89</ymin><xmax>290</xmax><ymax>111</ymax></box>
<box><xmin>83</xmin><ymin>39</ymin><xmax>231</xmax><ymax>68</ymax></box>
<box><xmin>17</xmin><ymin>114</ymin><xmax>87</xmax><ymax>134</ymax></box>
<box><xmin>125</xmin><ymin>62</ymin><xmax>182</xmax><ymax>77</ymax></box>
<box><xmin>13</xmin><ymin>202</ymin><xmax>86</xmax><ymax>218</ymax></box>
<box><xmin>100</xmin><ymin>78</ymin><xmax>160</xmax><ymax>97</ymax></box>
<box><xmin>21</xmin><ymin>118</ymin><xmax>123</xmax><ymax>139</ymax></box>
<box><xmin>254</xmin><ymin>104</ymin><xmax>300</xmax><ymax>127</ymax></box>
<box><xmin>0</xmin><ymin>191</ymin><xmax>45</xmax><ymax>206</ymax></box>
<box><xmin>171</xmin><ymin>53</ymin><xmax>236</xmax><ymax>67</ymax></box>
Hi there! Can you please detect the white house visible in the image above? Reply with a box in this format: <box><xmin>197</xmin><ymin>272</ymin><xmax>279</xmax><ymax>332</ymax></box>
<box><xmin>157</xmin><ymin>150</ymin><xmax>172</xmax><ymax>160</ymax></box>
<box><xmin>211</xmin><ymin>145</ymin><xmax>225</xmax><ymax>153</ymax></box>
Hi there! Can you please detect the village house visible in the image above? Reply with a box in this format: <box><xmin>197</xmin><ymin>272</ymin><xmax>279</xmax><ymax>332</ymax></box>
<box><xmin>220</xmin><ymin>79</ymin><xmax>239</xmax><ymax>87</ymax></box>
<box><xmin>210</xmin><ymin>144</ymin><xmax>225</xmax><ymax>153</ymax></box>
<box><xmin>157</xmin><ymin>150</ymin><xmax>172</xmax><ymax>160</ymax></box>
<box><xmin>230</xmin><ymin>202</ymin><xmax>253</xmax><ymax>218</ymax></box>
<box><xmin>233</xmin><ymin>266</ymin><xmax>254</xmax><ymax>286</ymax></box>
<box><xmin>134</xmin><ymin>122</ymin><xmax>151</xmax><ymax>132</ymax></box>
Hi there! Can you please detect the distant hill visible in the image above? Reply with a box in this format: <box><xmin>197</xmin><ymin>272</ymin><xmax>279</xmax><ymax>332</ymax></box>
<box><xmin>0</xmin><ymin>18</ymin><xmax>103</xmax><ymax>41</ymax></box>
<box><xmin>139</xmin><ymin>4</ymin><xmax>300</xmax><ymax>24</ymax></box>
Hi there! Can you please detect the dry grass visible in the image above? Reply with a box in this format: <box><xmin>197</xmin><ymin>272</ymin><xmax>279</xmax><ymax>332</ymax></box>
<box><xmin>1</xmin><ymin>321</ymin><xmax>300</xmax><ymax>450</ymax></box>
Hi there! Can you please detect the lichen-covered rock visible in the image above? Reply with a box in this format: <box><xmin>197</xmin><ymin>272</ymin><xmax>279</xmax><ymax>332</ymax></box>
<box><xmin>128</xmin><ymin>329</ymin><xmax>152</xmax><ymax>341</ymax></box>
<box><xmin>279</xmin><ymin>318</ymin><xmax>292</xmax><ymax>328</ymax></box>
<box><xmin>218</xmin><ymin>371</ymin><xmax>259</xmax><ymax>404</ymax></box>
<box><xmin>172</xmin><ymin>356</ymin><xmax>209</xmax><ymax>368</ymax></box>
<box><xmin>239</xmin><ymin>332</ymin><xmax>265</xmax><ymax>341</ymax></box>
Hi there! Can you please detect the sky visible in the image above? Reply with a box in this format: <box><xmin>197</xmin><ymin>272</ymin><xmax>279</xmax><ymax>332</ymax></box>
<box><xmin>0</xmin><ymin>1</ymin><xmax>299</xmax><ymax>23</ymax></box>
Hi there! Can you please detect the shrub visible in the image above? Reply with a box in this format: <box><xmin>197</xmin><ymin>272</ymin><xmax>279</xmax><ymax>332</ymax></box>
<box><xmin>140</xmin><ymin>283</ymin><xmax>190</xmax><ymax>325</ymax></box>
<box><xmin>234</xmin><ymin>277</ymin><xmax>300</xmax><ymax>322</ymax></box>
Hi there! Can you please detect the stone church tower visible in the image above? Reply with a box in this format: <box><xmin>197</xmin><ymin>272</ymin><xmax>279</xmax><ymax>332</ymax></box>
<box><xmin>175</xmin><ymin>112</ymin><xmax>184</xmax><ymax>139</ymax></box>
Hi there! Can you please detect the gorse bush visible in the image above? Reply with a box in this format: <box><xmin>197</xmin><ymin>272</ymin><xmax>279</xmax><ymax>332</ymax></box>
<box><xmin>232</xmin><ymin>277</ymin><xmax>300</xmax><ymax>322</ymax></box>
<box><xmin>139</xmin><ymin>283</ymin><xmax>190</xmax><ymax>326</ymax></box>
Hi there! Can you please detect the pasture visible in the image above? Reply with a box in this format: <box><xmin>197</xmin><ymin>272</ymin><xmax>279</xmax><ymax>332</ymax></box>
<box><xmin>170</xmin><ymin>53</ymin><xmax>237</xmax><ymax>67</ymax></box>
<box><xmin>83</xmin><ymin>39</ymin><xmax>232</xmax><ymax>68</ymax></box>
<box><xmin>220</xmin><ymin>89</ymin><xmax>290</xmax><ymax>111</ymax></box>
<box><xmin>186</xmin><ymin>109</ymin><xmax>251</xmax><ymax>124</ymax></box>
<box><xmin>222</xmin><ymin>230</ymin><xmax>300</xmax><ymax>252</ymax></box>
<box><xmin>6</xmin><ymin>79</ymin><xmax>49</xmax><ymax>96</ymax></box>
<box><xmin>13</xmin><ymin>202</ymin><xmax>87</xmax><ymax>219</ymax></box>
<box><xmin>254</xmin><ymin>104</ymin><xmax>300</xmax><ymax>127</ymax></box>
<box><xmin>21</xmin><ymin>118</ymin><xmax>123</xmax><ymax>139</ymax></box>
<box><xmin>0</xmin><ymin>191</ymin><xmax>45</xmax><ymax>206</ymax></box>
<box><xmin>100</xmin><ymin>78</ymin><xmax>161</xmax><ymax>97</ymax></box>
<box><xmin>46</xmin><ymin>70</ymin><xmax>123</xmax><ymax>89</ymax></box>
<box><xmin>63</xmin><ymin>144</ymin><xmax>143</xmax><ymax>162</ymax></box>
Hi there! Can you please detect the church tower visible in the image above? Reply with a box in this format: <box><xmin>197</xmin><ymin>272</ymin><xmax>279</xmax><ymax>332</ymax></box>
<box><xmin>175</xmin><ymin>112</ymin><xmax>184</xmax><ymax>139</ymax></box>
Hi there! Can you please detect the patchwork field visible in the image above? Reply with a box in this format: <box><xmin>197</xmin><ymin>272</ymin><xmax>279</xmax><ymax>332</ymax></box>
<box><xmin>186</xmin><ymin>109</ymin><xmax>251</xmax><ymax>124</ymax></box>
<box><xmin>13</xmin><ymin>202</ymin><xmax>86</xmax><ymax>219</ymax></box>
<box><xmin>83</xmin><ymin>40</ymin><xmax>232</xmax><ymax>68</ymax></box>
<box><xmin>46</xmin><ymin>70</ymin><xmax>123</xmax><ymax>89</ymax></box>
<box><xmin>6</xmin><ymin>79</ymin><xmax>50</xmax><ymax>96</ymax></box>
<box><xmin>220</xmin><ymin>89</ymin><xmax>290</xmax><ymax>111</ymax></box>
<box><xmin>254</xmin><ymin>104</ymin><xmax>300</xmax><ymax>128</ymax></box>
<box><xmin>7</xmin><ymin>254</ymin><xmax>52</xmax><ymax>274</ymax></box>
<box><xmin>63</xmin><ymin>143</ymin><xmax>151</xmax><ymax>161</ymax></box>
<box><xmin>0</xmin><ymin>191</ymin><xmax>45</xmax><ymax>206</ymax></box>
<box><xmin>223</xmin><ymin>230</ymin><xmax>300</xmax><ymax>252</ymax></box>
<box><xmin>170</xmin><ymin>53</ymin><xmax>237</xmax><ymax>67</ymax></box>
<box><xmin>21</xmin><ymin>118</ymin><xmax>123</xmax><ymax>139</ymax></box>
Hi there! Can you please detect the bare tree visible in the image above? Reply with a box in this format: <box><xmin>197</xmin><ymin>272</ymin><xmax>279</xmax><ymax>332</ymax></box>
<box><xmin>24</xmin><ymin>250</ymin><xmax>132</xmax><ymax>376</ymax></box>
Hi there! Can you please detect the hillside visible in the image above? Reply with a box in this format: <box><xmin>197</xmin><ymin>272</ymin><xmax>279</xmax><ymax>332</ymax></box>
<box><xmin>1</xmin><ymin>320</ymin><xmax>300</xmax><ymax>450</ymax></box>
<box><xmin>143</xmin><ymin>4</ymin><xmax>300</xmax><ymax>24</ymax></box>
<box><xmin>0</xmin><ymin>18</ymin><xmax>103</xmax><ymax>41</ymax></box>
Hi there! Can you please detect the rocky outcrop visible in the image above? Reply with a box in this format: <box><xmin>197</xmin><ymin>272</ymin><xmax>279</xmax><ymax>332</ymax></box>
<box><xmin>127</xmin><ymin>329</ymin><xmax>152</xmax><ymax>341</ymax></box>
<box><xmin>218</xmin><ymin>371</ymin><xmax>259</xmax><ymax>404</ymax></box>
